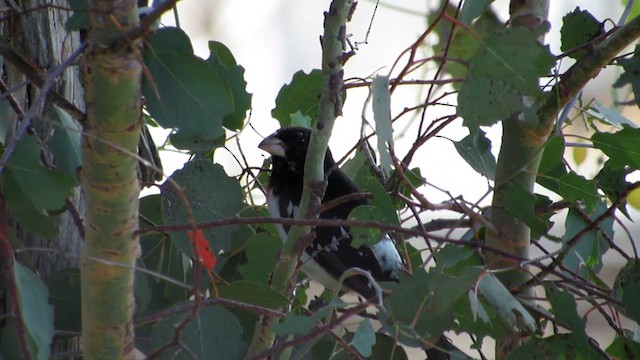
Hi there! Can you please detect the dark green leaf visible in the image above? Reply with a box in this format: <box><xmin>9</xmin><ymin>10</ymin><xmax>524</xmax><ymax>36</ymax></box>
<box><xmin>606</xmin><ymin>332</ymin><xmax>640</xmax><ymax>358</ymax></box>
<box><xmin>503</xmin><ymin>182</ymin><xmax>548</xmax><ymax>237</ymax></box>
<box><xmin>151</xmin><ymin>304</ymin><xmax>247</xmax><ymax>359</ymax></box>
<box><xmin>458</xmin><ymin>77</ymin><xmax>522</xmax><ymax>128</ymax></box>
<box><xmin>614</xmin><ymin>44</ymin><xmax>640</xmax><ymax>105</ymax></box>
<box><xmin>562</xmin><ymin>201</ymin><xmax>613</xmax><ymax>275</ymax></box>
<box><xmin>595</xmin><ymin>160</ymin><xmax>631</xmax><ymax>217</ymax></box>
<box><xmin>217</xmin><ymin>281</ymin><xmax>289</xmax><ymax>310</ymax></box>
<box><xmin>143</xmin><ymin>28</ymin><xmax>233</xmax><ymax>151</ymax></box>
<box><xmin>45</xmin><ymin>269</ymin><xmax>81</xmax><ymax>332</ymax></box>
<box><xmin>560</xmin><ymin>8</ymin><xmax>604</xmax><ymax>59</ymax></box>
<box><xmin>7</xmin><ymin>135</ymin><xmax>75</xmax><ymax>211</ymax></box>
<box><xmin>208</xmin><ymin>40</ymin><xmax>237</xmax><ymax>68</ymax></box>
<box><xmin>351</xmin><ymin>318</ymin><xmax>375</xmax><ymax>357</ymax></box>
<box><xmin>48</xmin><ymin>106</ymin><xmax>82</xmax><ymax>182</ymax></box>
<box><xmin>557</xmin><ymin>172</ymin><xmax>599</xmax><ymax>213</ymax></box>
<box><xmin>436</xmin><ymin>245</ymin><xmax>483</xmax><ymax>275</ymax></box>
<box><xmin>437</xmin><ymin>9</ymin><xmax>502</xmax><ymax>82</ymax></box>
<box><xmin>348</xmin><ymin>205</ymin><xmax>386</xmax><ymax>247</ymax></box>
<box><xmin>274</xmin><ymin>299</ymin><xmax>346</xmax><ymax>335</ymax></box>
<box><xmin>507</xmin><ymin>334</ymin><xmax>602</xmax><ymax>360</ymax></box>
<box><xmin>2</xmin><ymin>171</ymin><xmax>57</xmax><ymax>237</ymax></box>
<box><xmin>369</xmin><ymin>333</ymin><xmax>408</xmax><ymax>360</ymax></box>
<box><xmin>459</xmin><ymin>0</ymin><xmax>495</xmax><ymax>25</ymax></box>
<box><xmin>538</xmin><ymin>135</ymin><xmax>565</xmax><ymax>174</ymax></box>
<box><xmin>239</xmin><ymin>233</ymin><xmax>281</xmax><ymax>284</ymax></box>
<box><xmin>65</xmin><ymin>0</ymin><xmax>88</xmax><ymax>31</ymax></box>
<box><xmin>206</xmin><ymin>41</ymin><xmax>252</xmax><ymax>130</ymax></box>
<box><xmin>469</xmin><ymin>27</ymin><xmax>554</xmax><ymax>96</ymax></box>
<box><xmin>140</xmin><ymin>195</ymin><xmax>189</xmax><ymax>307</ymax></box>
<box><xmin>612</xmin><ymin>259</ymin><xmax>640</xmax><ymax>323</ymax></box>
<box><xmin>544</xmin><ymin>283</ymin><xmax>587</xmax><ymax>343</ymax></box>
<box><xmin>454</xmin><ymin>130</ymin><xmax>496</xmax><ymax>179</ymax></box>
<box><xmin>591</xmin><ymin>125</ymin><xmax>640</xmax><ymax>170</ymax></box>
<box><xmin>14</xmin><ymin>262</ymin><xmax>54</xmax><ymax>360</ymax></box>
<box><xmin>272</xmin><ymin>69</ymin><xmax>323</xmax><ymax>127</ymax></box>
<box><xmin>161</xmin><ymin>160</ymin><xmax>244</xmax><ymax>257</ymax></box>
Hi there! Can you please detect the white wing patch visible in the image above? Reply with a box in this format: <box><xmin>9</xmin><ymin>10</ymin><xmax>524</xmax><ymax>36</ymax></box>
<box><xmin>371</xmin><ymin>236</ymin><xmax>403</xmax><ymax>280</ymax></box>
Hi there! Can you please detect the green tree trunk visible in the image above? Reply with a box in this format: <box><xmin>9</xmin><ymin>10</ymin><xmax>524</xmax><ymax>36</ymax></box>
<box><xmin>80</xmin><ymin>1</ymin><xmax>142</xmax><ymax>358</ymax></box>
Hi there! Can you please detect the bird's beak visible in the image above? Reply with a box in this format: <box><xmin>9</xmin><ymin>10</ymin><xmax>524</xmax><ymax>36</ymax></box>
<box><xmin>258</xmin><ymin>135</ymin><xmax>286</xmax><ymax>157</ymax></box>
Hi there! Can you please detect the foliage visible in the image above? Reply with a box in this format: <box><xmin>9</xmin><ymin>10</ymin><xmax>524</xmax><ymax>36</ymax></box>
<box><xmin>2</xmin><ymin>1</ymin><xmax>640</xmax><ymax>359</ymax></box>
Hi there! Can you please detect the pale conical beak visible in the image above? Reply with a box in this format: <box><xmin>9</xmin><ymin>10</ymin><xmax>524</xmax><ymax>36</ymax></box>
<box><xmin>258</xmin><ymin>135</ymin><xmax>286</xmax><ymax>157</ymax></box>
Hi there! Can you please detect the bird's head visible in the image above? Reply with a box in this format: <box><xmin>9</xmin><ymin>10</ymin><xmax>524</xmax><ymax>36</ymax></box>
<box><xmin>259</xmin><ymin>127</ymin><xmax>315</xmax><ymax>177</ymax></box>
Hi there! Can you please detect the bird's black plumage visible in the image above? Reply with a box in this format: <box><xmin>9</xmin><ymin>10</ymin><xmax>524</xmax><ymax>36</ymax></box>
<box><xmin>259</xmin><ymin>127</ymin><xmax>403</xmax><ymax>299</ymax></box>
<box><xmin>259</xmin><ymin>127</ymin><xmax>462</xmax><ymax>360</ymax></box>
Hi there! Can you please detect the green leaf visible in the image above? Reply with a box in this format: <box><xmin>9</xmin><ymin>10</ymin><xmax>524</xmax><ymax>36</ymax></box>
<box><xmin>151</xmin><ymin>304</ymin><xmax>247</xmax><ymax>359</ymax></box>
<box><xmin>6</xmin><ymin>135</ymin><xmax>76</xmax><ymax>211</ymax></box>
<box><xmin>453</xmin><ymin>130</ymin><xmax>496</xmax><ymax>179</ymax></box>
<box><xmin>613</xmin><ymin>260</ymin><xmax>640</xmax><ymax>323</ymax></box>
<box><xmin>544</xmin><ymin>283</ymin><xmax>587</xmax><ymax>343</ymax></box>
<box><xmin>143</xmin><ymin>28</ymin><xmax>233</xmax><ymax>151</ymax></box>
<box><xmin>538</xmin><ymin>135</ymin><xmax>565</xmax><ymax>174</ymax></box>
<box><xmin>589</xmin><ymin>100</ymin><xmax>637</xmax><ymax>128</ymax></box>
<box><xmin>560</xmin><ymin>7</ymin><xmax>604</xmax><ymax>59</ymax></box>
<box><xmin>438</xmin><ymin>9</ymin><xmax>502</xmax><ymax>82</ymax></box>
<box><xmin>503</xmin><ymin>182</ymin><xmax>548</xmax><ymax>238</ymax></box>
<box><xmin>14</xmin><ymin>262</ymin><xmax>54</xmax><ymax>360</ymax></box>
<box><xmin>45</xmin><ymin>269</ymin><xmax>81</xmax><ymax>332</ymax></box>
<box><xmin>562</xmin><ymin>201</ymin><xmax>613</xmax><ymax>275</ymax></box>
<box><xmin>469</xmin><ymin>27</ymin><xmax>555</xmax><ymax>95</ymax></box>
<box><xmin>606</xmin><ymin>332</ymin><xmax>640</xmax><ymax>358</ymax></box>
<box><xmin>351</xmin><ymin>319</ymin><xmax>375</xmax><ymax>357</ymax></box>
<box><xmin>507</xmin><ymin>334</ymin><xmax>602</xmax><ymax>360</ymax></box>
<box><xmin>161</xmin><ymin>160</ymin><xmax>244</xmax><ymax>257</ymax></box>
<box><xmin>140</xmin><ymin>196</ymin><xmax>189</xmax><ymax>307</ymax></box>
<box><xmin>206</xmin><ymin>41</ymin><xmax>252</xmax><ymax>131</ymax></box>
<box><xmin>348</xmin><ymin>176</ymin><xmax>399</xmax><ymax>248</ymax></box>
<box><xmin>556</xmin><ymin>172</ymin><xmax>599</xmax><ymax>213</ymax></box>
<box><xmin>459</xmin><ymin>26</ymin><xmax>554</xmax><ymax>130</ymax></box>
<box><xmin>591</xmin><ymin>125</ymin><xmax>640</xmax><ymax>170</ymax></box>
<box><xmin>2</xmin><ymin>171</ymin><xmax>57</xmax><ymax>237</ymax></box>
<box><xmin>274</xmin><ymin>299</ymin><xmax>346</xmax><ymax>336</ymax></box>
<box><xmin>369</xmin><ymin>333</ymin><xmax>408</xmax><ymax>360</ymax></box>
<box><xmin>348</xmin><ymin>205</ymin><xmax>387</xmax><ymax>247</ymax></box>
<box><xmin>272</xmin><ymin>69</ymin><xmax>324</xmax><ymax>127</ymax></box>
<box><xmin>595</xmin><ymin>160</ymin><xmax>630</xmax><ymax>216</ymax></box>
<box><xmin>340</xmin><ymin>148</ymin><xmax>367</xmax><ymax>180</ymax></box>
<box><xmin>459</xmin><ymin>0</ymin><xmax>495</xmax><ymax>25</ymax></box>
<box><xmin>371</xmin><ymin>75</ymin><xmax>393</xmax><ymax>176</ymax></box>
<box><xmin>47</xmin><ymin>106</ymin><xmax>82</xmax><ymax>181</ymax></box>
<box><xmin>458</xmin><ymin>77</ymin><xmax>523</xmax><ymax>128</ymax></box>
<box><xmin>386</xmin><ymin>268</ymin><xmax>478</xmax><ymax>346</ymax></box>
<box><xmin>65</xmin><ymin>0</ymin><xmax>88</xmax><ymax>31</ymax></box>
<box><xmin>218</xmin><ymin>281</ymin><xmax>289</xmax><ymax>310</ymax></box>
<box><xmin>239</xmin><ymin>233</ymin><xmax>281</xmax><ymax>284</ymax></box>
<box><xmin>614</xmin><ymin>44</ymin><xmax>640</xmax><ymax>105</ymax></box>
<box><xmin>477</xmin><ymin>273</ymin><xmax>536</xmax><ymax>334</ymax></box>
<box><xmin>288</xmin><ymin>111</ymin><xmax>312</xmax><ymax>128</ymax></box>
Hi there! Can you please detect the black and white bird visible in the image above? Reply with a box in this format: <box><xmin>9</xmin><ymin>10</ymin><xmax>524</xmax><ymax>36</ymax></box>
<box><xmin>259</xmin><ymin>127</ymin><xmax>462</xmax><ymax>360</ymax></box>
<box><xmin>259</xmin><ymin>127</ymin><xmax>403</xmax><ymax>299</ymax></box>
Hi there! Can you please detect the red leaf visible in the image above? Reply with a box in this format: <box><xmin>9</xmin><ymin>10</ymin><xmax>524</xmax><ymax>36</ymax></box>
<box><xmin>189</xmin><ymin>229</ymin><xmax>217</xmax><ymax>271</ymax></box>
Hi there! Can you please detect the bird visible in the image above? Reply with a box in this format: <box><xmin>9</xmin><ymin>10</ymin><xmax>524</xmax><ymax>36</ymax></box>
<box><xmin>259</xmin><ymin>127</ymin><xmax>462</xmax><ymax>360</ymax></box>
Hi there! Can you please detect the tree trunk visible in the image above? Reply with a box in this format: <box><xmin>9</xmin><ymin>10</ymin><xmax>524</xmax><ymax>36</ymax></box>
<box><xmin>1</xmin><ymin>0</ymin><xmax>85</xmax><ymax>356</ymax></box>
